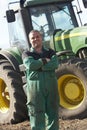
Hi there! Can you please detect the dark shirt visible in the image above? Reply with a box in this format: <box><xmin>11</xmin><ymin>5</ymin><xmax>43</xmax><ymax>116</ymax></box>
<box><xmin>22</xmin><ymin>47</ymin><xmax>56</xmax><ymax>60</ymax></box>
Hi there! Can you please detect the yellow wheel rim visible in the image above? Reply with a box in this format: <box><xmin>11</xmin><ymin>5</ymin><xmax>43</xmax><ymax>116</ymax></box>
<box><xmin>58</xmin><ymin>74</ymin><xmax>85</xmax><ymax>109</ymax></box>
<box><xmin>0</xmin><ymin>78</ymin><xmax>10</xmax><ymax>113</ymax></box>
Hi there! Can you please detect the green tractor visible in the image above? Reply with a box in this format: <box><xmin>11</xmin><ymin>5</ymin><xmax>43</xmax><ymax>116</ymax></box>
<box><xmin>0</xmin><ymin>0</ymin><xmax>87</xmax><ymax>124</ymax></box>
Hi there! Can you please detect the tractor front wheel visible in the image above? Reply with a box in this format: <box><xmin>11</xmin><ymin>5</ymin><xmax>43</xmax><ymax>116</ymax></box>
<box><xmin>56</xmin><ymin>58</ymin><xmax>87</xmax><ymax>119</ymax></box>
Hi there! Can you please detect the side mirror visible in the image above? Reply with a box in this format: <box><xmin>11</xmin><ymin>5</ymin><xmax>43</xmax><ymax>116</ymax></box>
<box><xmin>6</xmin><ymin>10</ymin><xmax>15</xmax><ymax>23</ymax></box>
<box><xmin>83</xmin><ymin>0</ymin><xmax>87</xmax><ymax>8</ymax></box>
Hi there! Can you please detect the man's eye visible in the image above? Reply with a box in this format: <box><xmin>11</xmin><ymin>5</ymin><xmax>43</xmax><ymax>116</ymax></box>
<box><xmin>31</xmin><ymin>36</ymin><xmax>39</xmax><ymax>39</ymax></box>
<box><xmin>32</xmin><ymin>37</ymin><xmax>35</xmax><ymax>39</ymax></box>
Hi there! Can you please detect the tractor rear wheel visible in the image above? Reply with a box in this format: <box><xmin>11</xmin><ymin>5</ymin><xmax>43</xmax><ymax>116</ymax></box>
<box><xmin>56</xmin><ymin>58</ymin><xmax>87</xmax><ymax>119</ymax></box>
<box><xmin>0</xmin><ymin>59</ymin><xmax>28</xmax><ymax>124</ymax></box>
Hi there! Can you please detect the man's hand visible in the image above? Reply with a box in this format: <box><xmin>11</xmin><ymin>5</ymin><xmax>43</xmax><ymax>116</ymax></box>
<box><xmin>46</xmin><ymin>58</ymin><xmax>50</xmax><ymax>62</ymax></box>
<box><xmin>42</xmin><ymin>58</ymin><xmax>50</xmax><ymax>64</ymax></box>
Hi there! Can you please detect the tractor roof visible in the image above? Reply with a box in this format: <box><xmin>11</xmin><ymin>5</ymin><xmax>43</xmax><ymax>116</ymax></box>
<box><xmin>23</xmin><ymin>0</ymin><xmax>73</xmax><ymax>7</ymax></box>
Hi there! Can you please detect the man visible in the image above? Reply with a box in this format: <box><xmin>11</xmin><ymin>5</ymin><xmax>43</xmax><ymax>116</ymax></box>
<box><xmin>22</xmin><ymin>30</ymin><xmax>59</xmax><ymax>130</ymax></box>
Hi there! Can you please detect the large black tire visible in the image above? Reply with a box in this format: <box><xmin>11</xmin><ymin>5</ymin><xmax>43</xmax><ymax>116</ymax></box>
<box><xmin>56</xmin><ymin>58</ymin><xmax>87</xmax><ymax>119</ymax></box>
<box><xmin>0</xmin><ymin>60</ymin><xmax>28</xmax><ymax>124</ymax></box>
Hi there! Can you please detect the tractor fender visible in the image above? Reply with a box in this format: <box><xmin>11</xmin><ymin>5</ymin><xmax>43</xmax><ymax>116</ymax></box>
<box><xmin>0</xmin><ymin>50</ymin><xmax>21</xmax><ymax>72</ymax></box>
<box><xmin>74</xmin><ymin>46</ymin><xmax>87</xmax><ymax>55</ymax></box>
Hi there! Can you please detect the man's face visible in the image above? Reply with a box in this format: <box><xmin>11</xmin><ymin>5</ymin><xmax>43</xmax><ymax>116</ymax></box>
<box><xmin>29</xmin><ymin>31</ymin><xmax>42</xmax><ymax>49</ymax></box>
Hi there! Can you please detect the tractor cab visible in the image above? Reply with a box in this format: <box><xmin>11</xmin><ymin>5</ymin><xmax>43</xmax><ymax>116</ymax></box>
<box><xmin>6</xmin><ymin>0</ymin><xmax>85</xmax><ymax>50</ymax></box>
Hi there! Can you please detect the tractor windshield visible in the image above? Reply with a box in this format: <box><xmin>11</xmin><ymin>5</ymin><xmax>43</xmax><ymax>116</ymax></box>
<box><xmin>29</xmin><ymin>2</ymin><xmax>78</xmax><ymax>41</ymax></box>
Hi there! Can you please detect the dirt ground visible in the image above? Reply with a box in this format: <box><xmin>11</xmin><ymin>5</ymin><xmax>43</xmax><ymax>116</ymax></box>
<box><xmin>0</xmin><ymin>118</ymin><xmax>87</xmax><ymax>130</ymax></box>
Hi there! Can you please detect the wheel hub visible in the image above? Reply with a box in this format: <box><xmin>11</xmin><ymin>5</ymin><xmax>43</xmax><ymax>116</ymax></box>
<box><xmin>0</xmin><ymin>78</ymin><xmax>10</xmax><ymax>113</ymax></box>
<box><xmin>58</xmin><ymin>74</ymin><xmax>85</xmax><ymax>109</ymax></box>
<box><xmin>63</xmin><ymin>78</ymin><xmax>83</xmax><ymax>105</ymax></box>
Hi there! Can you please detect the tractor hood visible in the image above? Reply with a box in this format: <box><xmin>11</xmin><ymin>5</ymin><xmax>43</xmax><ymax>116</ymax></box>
<box><xmin>23</xmin><ymin>0</ymin><xmax>73</xmax><ymax>7</ymax></box>
<box><xmin>54</xmin><ymin>26</ymin><xmax>87</xmax><ymax>54</ymax></box>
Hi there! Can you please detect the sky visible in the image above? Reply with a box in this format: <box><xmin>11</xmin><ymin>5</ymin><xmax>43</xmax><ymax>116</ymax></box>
<box><xmin>0</xmin><ymin>0</ymin><xmax>9</xmax><ymax>49</ymax></box>
<box><xmin>0</xmin><ymin>0</ymin><xmax>87</xmax><ymax>49</ymax></box>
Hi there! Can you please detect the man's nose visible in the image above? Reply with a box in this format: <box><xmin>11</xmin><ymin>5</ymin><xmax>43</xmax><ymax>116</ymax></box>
<box><xmin>34</xmin><ymin>37</ymin><xmax>38</xmax><ymax>40</ymax></box>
